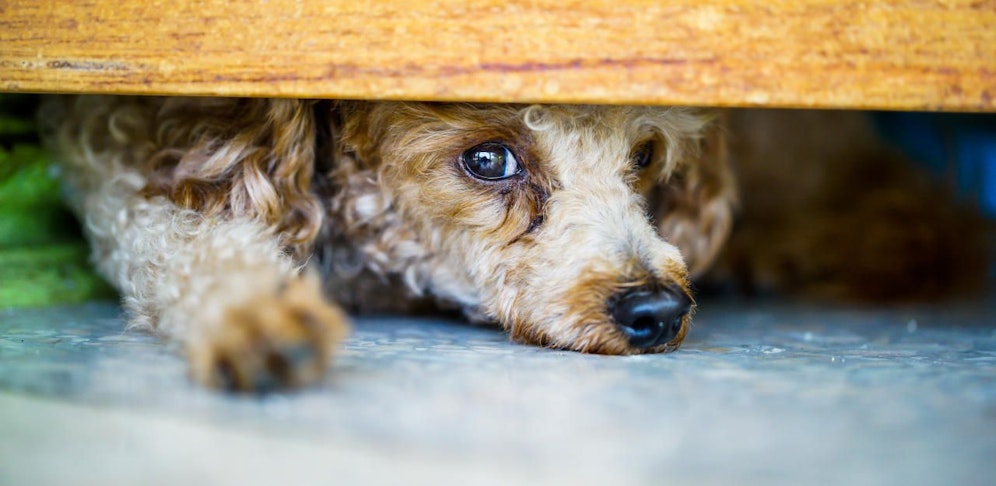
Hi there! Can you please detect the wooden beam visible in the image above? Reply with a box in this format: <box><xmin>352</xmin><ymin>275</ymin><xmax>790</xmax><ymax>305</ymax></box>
<box><xmin>1</xmin><ymin>0</ymin><xmax>993</xmax><ymax>111</ymax></box>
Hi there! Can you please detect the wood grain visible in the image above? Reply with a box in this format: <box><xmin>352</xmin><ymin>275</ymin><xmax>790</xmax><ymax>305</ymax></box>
<box><xmin>1</xmin><ymin>0</ymin><xmax>994</xmax><ymax>111</ymax></box>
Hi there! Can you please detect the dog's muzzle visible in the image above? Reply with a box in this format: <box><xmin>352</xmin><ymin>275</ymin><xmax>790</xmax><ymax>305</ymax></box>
<box><xmin>610</xmin><ymin>286</ymin><xmax>692</xmax><ymax>349</ymax></box>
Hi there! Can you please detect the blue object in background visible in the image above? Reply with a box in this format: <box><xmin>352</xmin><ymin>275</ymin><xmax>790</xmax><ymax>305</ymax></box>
<box><xmin>874</xmin><ymin>112</ymin><xmax>996</xmax><ymax>217</ymax></box>
<box><xmin>969</xmin><ymin>134</ymin><xmax>996</xmax><ymax>215</ymax></box>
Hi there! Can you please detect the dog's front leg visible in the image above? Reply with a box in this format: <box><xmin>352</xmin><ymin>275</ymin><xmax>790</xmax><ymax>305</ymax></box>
<box><xmin>83</xmin><ymin>190</ymin><xmax>348</xmax><ymax>392</ymax></box>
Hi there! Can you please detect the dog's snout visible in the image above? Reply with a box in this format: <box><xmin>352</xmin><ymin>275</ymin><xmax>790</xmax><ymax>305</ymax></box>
<box><xmin>610</xmin><ymin>286</ymin><xmax>692</xmax><ymax>349</ymax></box>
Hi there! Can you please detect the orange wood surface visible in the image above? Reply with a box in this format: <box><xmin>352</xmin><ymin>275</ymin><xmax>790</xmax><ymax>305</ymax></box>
<box><xmin>1</xmin><ymin>0</ymin><xmax>994</xmax><ymax>111</ymax></box>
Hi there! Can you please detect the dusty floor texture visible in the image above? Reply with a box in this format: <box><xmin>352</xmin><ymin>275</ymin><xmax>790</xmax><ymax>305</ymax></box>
<box><xmin>1</xmin><ymin>296</ymin><xmax>994</xmax><ymax>485</ymax></box>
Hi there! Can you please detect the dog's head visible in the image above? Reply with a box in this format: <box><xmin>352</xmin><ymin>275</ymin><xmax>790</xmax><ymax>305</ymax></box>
<box><xmin>327</xmin><ymin>102</ymin><xmax>735</xmax><ymax>354</ymax></box>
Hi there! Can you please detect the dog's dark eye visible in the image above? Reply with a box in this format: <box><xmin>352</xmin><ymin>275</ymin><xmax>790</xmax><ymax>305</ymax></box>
<box><xmin>462</xmin><ymin>143</ymin><xmax>522</xmax><ymax>180</ymax></box>
<box><xmin>632</xmin><ymin>141</ymin><xmax>654</xmax><ymax>169</ymax></box>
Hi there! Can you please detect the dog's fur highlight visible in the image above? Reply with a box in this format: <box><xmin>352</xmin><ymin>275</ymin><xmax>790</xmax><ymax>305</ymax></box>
<box><xmin>41</xmin><ymin>96</ymin><xmax>735</xmax><ymax>390</ymax></box>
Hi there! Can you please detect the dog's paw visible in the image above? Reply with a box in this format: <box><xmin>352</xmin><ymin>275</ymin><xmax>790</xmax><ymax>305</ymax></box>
<box><xmin>187</xmin><ymin>274</ymin><xmax>349</xmax><ymax>393</ymax></box>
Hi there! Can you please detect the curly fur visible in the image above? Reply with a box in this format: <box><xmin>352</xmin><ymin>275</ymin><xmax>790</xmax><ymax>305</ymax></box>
<box><xmin>40</xmin><ymin>96</ymin><xmax>733</xmax><ymax>390</ymax></box>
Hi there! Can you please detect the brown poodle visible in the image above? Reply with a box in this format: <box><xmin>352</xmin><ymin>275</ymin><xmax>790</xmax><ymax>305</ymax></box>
<box><xmin>39</xmin><ymin>97</ymin><xmax>982</xmax><ymax>392</ymax></box>
<box><xmin>41</xmin><ymin>96</ymin><xmax>734</xmax><ymax>391</ymax></box>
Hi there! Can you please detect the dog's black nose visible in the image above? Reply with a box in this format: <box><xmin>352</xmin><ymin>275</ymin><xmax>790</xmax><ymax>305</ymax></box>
<box><xmin>610</xmin><ymin>286</ymin><xmax>692</xmax><ymax>349</ymax></box>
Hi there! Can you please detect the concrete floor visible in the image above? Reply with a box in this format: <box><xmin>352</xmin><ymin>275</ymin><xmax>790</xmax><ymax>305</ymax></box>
<box><xmin>1</xmin><ymin>297</ymin><xmax>995</xmax><ymax>485</ymax></box>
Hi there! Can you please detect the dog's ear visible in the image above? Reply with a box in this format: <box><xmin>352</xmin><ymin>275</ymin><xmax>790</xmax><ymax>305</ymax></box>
<box><xmin>143</xmin><ymin>98</ymin><xmax>324</xmax><ymax>257</ymax></box>
<box><xmin>653</xmin><ymin>117</ymin><xmax>737</xmax><ymax>277</ymax></box>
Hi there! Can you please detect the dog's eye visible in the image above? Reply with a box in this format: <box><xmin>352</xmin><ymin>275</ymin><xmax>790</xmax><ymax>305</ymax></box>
<box><xmin>462</xmin><ymin>143</ymin><xmax>522</xmax><ymax>180</ymax></box>
<box><xmin>632</xmin><ymin>141</ymin><xmax>654</xmax><ymax>169</ymax></box>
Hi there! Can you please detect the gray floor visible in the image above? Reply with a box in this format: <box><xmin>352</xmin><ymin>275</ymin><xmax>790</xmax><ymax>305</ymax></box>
<box><xmin>1</xmin><ymin>297</ymin><xmax>995</xmax><ymax>485</ymax></box>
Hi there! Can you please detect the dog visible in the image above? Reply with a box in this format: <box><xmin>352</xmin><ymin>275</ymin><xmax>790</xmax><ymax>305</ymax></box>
<box><xmin>39</xmin><ymin>97</ymin><xmax>984</xmax><ymax>392</ymax></box>
<box><xmin>40</xmin><ymin>96</ymin><xmax>735</xmax><ymax>391</ymax></box>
